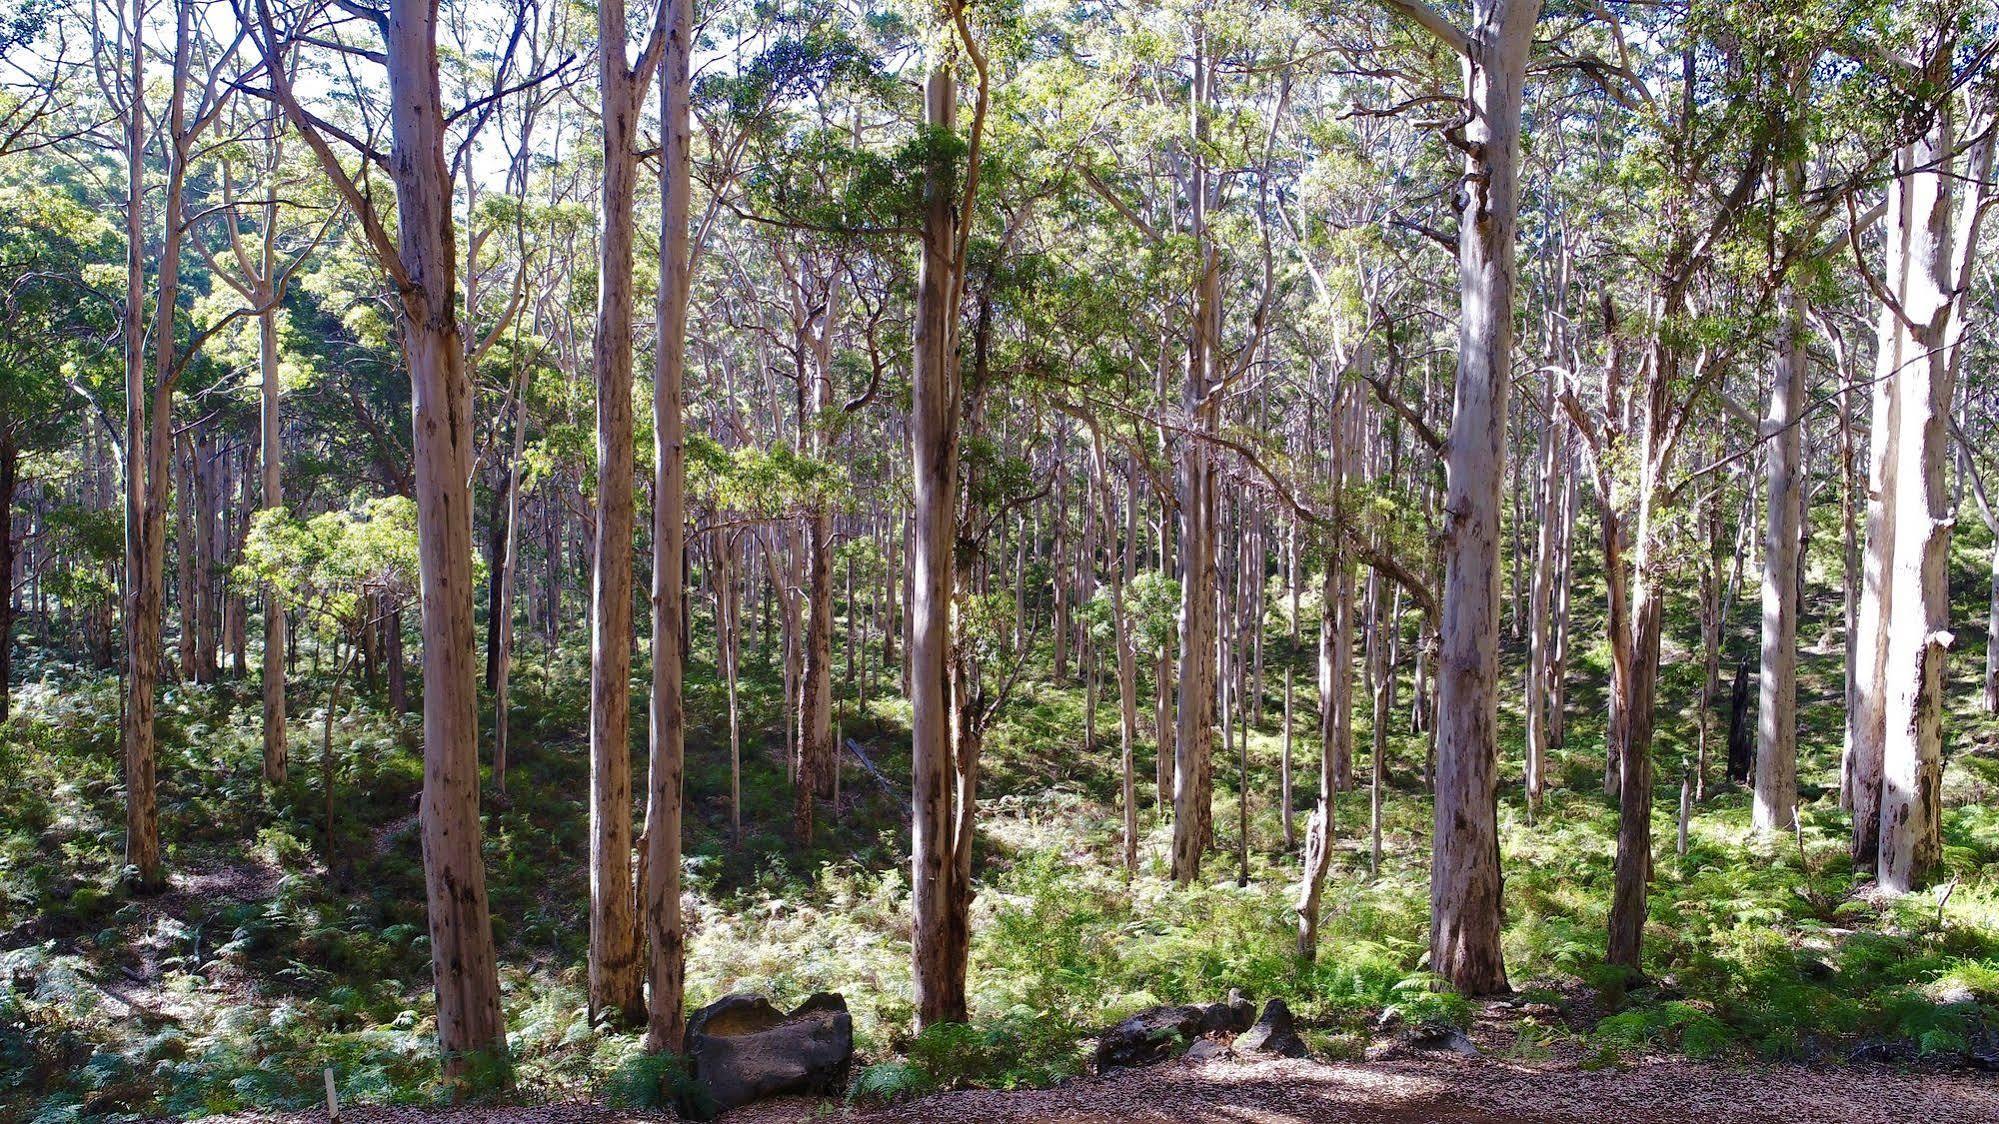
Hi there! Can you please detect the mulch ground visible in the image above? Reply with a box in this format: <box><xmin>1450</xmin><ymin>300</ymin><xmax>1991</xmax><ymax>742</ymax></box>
<box><xmin>184</xmin><ymin>1053</ymin><xmax>1999</xmax><ymax>1124</ymax></box>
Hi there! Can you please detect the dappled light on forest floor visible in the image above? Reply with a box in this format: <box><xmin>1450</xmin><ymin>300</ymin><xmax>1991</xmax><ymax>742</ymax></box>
<box><xmin>7</xmin><ymin>0</ymin><xmax>1999</xmax><ymax>1118</ymax></box>
<box><xmin>169</xmin><ymin>1055</ymin><xmax>1999</xmax><ymax>1124</ymax></box>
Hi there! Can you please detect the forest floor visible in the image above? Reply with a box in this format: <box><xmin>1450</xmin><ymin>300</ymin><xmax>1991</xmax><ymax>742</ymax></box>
<box><xmin>176</xmin><ymin>1053</ymin><xmax>1999</xmax><ymax>1124</ymax></box>
<box><xmin>12</xmin><ymin>551</ymin><xmax>1999</xmax><ymax>1121</ymax></box>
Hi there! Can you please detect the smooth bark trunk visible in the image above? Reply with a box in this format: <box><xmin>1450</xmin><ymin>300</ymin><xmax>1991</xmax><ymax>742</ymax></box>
<box><xmin>910</xmin><ymin>60</ymin><xmax>969</xmax><ymax>1029</ymax></box>
<box><xmin>1753</xmin><ymin>285</ymin><xmax>1806</xmax><ymax>833</ymax></box>
<box><xmin>643</xmin><ymin>0</ymin><xmax>692</xmax><ymax>1048</ymax></box>
<box><xmin>1425</xmin><ymin>0</ymin><xmax>1537</xmax><ymax>995</ymax></box>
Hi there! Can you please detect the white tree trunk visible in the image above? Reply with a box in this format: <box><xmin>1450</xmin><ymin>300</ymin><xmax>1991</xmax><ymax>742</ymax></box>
<box><xmin>1847</xmin><ymin>180</ymin><xmax>1904</xmax><ymax>870</ymax></box>
<box><xmin>258</xmin><ymin>295</ymin><xmax>287</xmax><ymax>787</ymax></box>
<box><xmin>1878</xmin><ymin>83</ymin><xmax>1988</xmax><ymax>891</ymax></box>
<box><xmin>1753</xmin><ymin>284</ymin><xmax>1806</xmax><ymax>833</ymax></box>
<box><xmin>1170</xmin><ymin>25</ymin><xmax>1220</xmax><ymax>883</ymax></box>
<box><xmin>1524</xmin><ymin>385</ymin><xmax>1559</xmax><ymax>814</ymax></box>
<box><xmin>1426</xmin><ymin>0</ymin><xmax>1538</xmax><ymax>995</ymax></box>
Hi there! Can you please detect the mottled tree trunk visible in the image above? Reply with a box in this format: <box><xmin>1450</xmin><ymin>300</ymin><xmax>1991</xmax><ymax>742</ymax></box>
<box><xmin>1984</xmin><ymin>542</ymin><xmax>1998</xmax><ymax>714</ymax></box>
<box><xmin>1425</xmin><ymin>0</ymin><xmax>1537</xmax><ymax>995</ymax></box>
<box><xmin>1878</xmin><ymin>91</ymin><xmax>1985</xmax><ymax>893</ymax></box>
<box><xmin>1848</xmin><ymin>168</ymin><xmax>1907</xmax><ymax>875</ymax></box>
<box><xmin>195</xmin><ymin>431</ymin><xmax>221</xmax><ymax>683</ymax></box>
<box><xmin>1171</xmin><ymin>25</ymin><xmax>1219</xmax><ymax>885</ymax></box>
<box><xmin>1116</xmin><ymin>456</ymin><xmax>1140</xmax><ymax>873</ymax></box>
<box><xmin>175</xmin><ymin>436</ymin><xmax>195</xmax><ymax>682</ymax></box>
<box><xmin>1753</xmin><ymin>283</ymin><xmax>1806</xmax><ymax>833</ymax></box>
<box><xmin>121</xmin><ymin>0</ymin><xmax>179</xmax><ymax>893</ymax></box>
<box><xmin>0</xmin><ymin>435</ymin><xmax>15</xmax><ymax>724</ymax></box>
<box><xmin>1366</xmin><ymin>563</ymin><xmax>1387</xmax><ymax>876</ymax></box>
<box><xmin>1282</xmin><ymin>519</ymin><xmax>1299</xmax><ymax>850</ymax></box>
<box><xmin>1547</xmin><ymin>459</ymin><xmax>1575</xmax><ymax>751</ymax></box>
<box><xmin>1297</xmin><ymin>557</ymin><xmax>1340</xmax><ymax>958</ymax></box>
<box><xmin>585</xmin><ymin>0</ymin><xmax>653</xmax><ymax>1024</ymax></box>
<box><xmin>1524</xmin><ymin>387</ymin><xmax>1558</xmax><ymax>814</ymax></box>
<box><xmin>910</xmin><ymin>59</ymin><xmax>969</xmax><ymax>1029</ymax></box>
<box><xmin>356</xmin><ymin>0</ymin><xmax>514</xmax><ymax>1072</ymax></box>
<box><xmin>491</xmin><ymin>364</ymin><xmax>530</xmax><ymax>795</ymax></box>
<box><xmin>259</xmin><ymin>294</ymin><xmax>287</xmax><ymax>784</ymax></box>
<box><xmin>642</xmin><ymin>0</ymin><xmax>692</xmax><ymax>1049</ymax></box>
<box><xmin>797</xmin><ymin>253</ymin><xmax>841</xmax><ymax>839</ymax></box>
<box><xmin>796</xmin><ymin>507</ymin><xmax>834</xmax><ymax>839</ymax></box>
<box><xmin>403</xmin><ymin>277</ymin><xmax>506</xmax><ymax>1071</ymax></box>
<box><xmin>1607</xmin><ymin>517</ymin><xmax>1662</xmax><ymax>975</ymax></box>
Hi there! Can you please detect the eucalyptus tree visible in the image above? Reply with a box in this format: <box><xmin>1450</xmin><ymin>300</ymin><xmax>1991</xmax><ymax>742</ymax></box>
<box><xmin>1551</xmin><ymin>0</ymin><xmax>1900</xmax><ymax>970</ymax></box>
<box><xmin>245</xmin><ymin>0</ymin><xmax>567</xmax><ymax>1076</ymax></box>
<box><xmin>905</xmin><ymin>0</ymin><xmax>998</xmax><ymax>1028</ymax></box>
<box><xmin>1864</xmin><ymin>24</ymin><xmax>1994</xmax><ymax>894</ymax></box>
<box><xmin>189</xmin><ymin>104</ymin><xmax>340</xmax><ymax>787</ymax></box>
<box><xmin>1360</xmin><ymin>0</ymin><xmax>1540</xmax><ymax>994</ymax></box>
<box><xmin>101</xmin><ymin>0</ymin><xmax>248</xmax><ymax>893</ymax></box>
<box><xmin>1052</xmin><ymin>0</ymin><xmax>1294</xmax><ymax>885</ymax></box>
<box><xmin>586</xmin><ymin>0</ymin><xmax>675</xmax><ymax>1031</ymax></box>
<box><xmin>641</xmin><ymin>0</ymin><xmax>695</xmax><ymax>1053</ymax></box>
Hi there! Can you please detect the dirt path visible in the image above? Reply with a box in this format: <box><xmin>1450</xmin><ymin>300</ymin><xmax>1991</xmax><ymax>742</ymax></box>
<box><xmin>845</xmin><ymin>1053</ymin><xmax>1999</xmax><ymax>1123</ymax></box>
<box><xmin>192</xmin><ymin>1054</ymin><xmax>1999</xmax><ymax>1124</ymax></box>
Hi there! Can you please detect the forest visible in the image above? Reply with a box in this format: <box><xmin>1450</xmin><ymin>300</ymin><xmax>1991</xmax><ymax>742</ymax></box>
<box><xmin>4</xmin><ymin>0</ymin><xmax>1999</xmax><ymax>1119</ymax></box>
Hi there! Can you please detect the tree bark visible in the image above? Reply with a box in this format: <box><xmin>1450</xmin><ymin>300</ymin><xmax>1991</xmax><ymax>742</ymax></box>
<box><xmin>1877</xmin><ymin>88</ymin><xmax>1986</xmax><ymax>893</ymax></box>
<box><xmin>400</xmin><ymin>252</ymin><xmax>507</xmax><ymax>1073</ymax></box>
<box><xmin>249</xmin><ymin>0</ymin><xmax>522</xmax><ymax>1072</ymax></box>
<box><xmin>910</xmin><ymin>55</ymin><xmax>972</xmax><ymax>1029</ymax></box>
<box><xmin>796</xmin><ymin>250</ymin><xmax>841</xmax><ymax>840</ymax></box>
<box><xmin>194</xmin><ymin>430</ymin><xmax>220</xmax><ymax>683</ymax></box>
<box><xmin>0</xmin><ymin>435</ymin><xmax>15</xmax><ymax>725</ymax></box>
<box><xmin>1985</xmin><ymin>538</ymin><xmax>1998</xmax><ymax>714</ymax></box>
<box><xmin>643</xmin><ymin>0</ymin><xmax>692</xmax><ymax>1048</ymax></box>
<box><xmin>797</xmin><ymin>508</ymin><xmax>834</xmax><ymax>838</ymax></box>
<box><xmin>492</xmin><ymin>363</ymin><xmax>530</xmax><ymax>795</ymax></box>
<box><xmin>1424</xmin><ymin>0</ymin><xmax>1537</xmax><ymax>996</ymax></box>
<box><xmin>1753</xmin><ymin>282</ymin><xmax>1806</xmax><ymax>833</ymax></box>
<box><xmin>1170</xmin><ymin>21</ymin><xmax>1220</xmax><ymax>884</ymax></box>
<box><xmin>1607</xmin><ymin>516</ymin><xmax>1662</xmax><ymax>975</ymax></box>
<box><xmin>259</xmin><ymin>292</ymin><xmax>287</xmax><ymax>786</ymax></box>
<box><xmin>1282</xmin><ymin>518</ymin><xmax>1299</xmax><ymax>849</ymax></box>
<box><xmin>121</xmin><ymin>0</ymin><xmax>180</xmax><ymax>894</ymax></box>
<box><xmin>585</xmin><ymin>0</ymin><xmax>654</xmax><ymax>1025</ymax></box>
<box><xmin>175</xmin><ymin>435</ymin><xmax>195</xmax><ymax>682</ymax></box>
<box><xmin>1297</xmin><ymin>555</ymin><xmax>1340</xmax><ymax>959</ymax></box>
<box><xmin>1524</xmin><ymin>384</ymin><xmax>1558</xmax><ymax>814</ymax></box>
<box><xmin>1848</xmin><ymin>171</ymin><xmax>1907</xmax><ymax>874</ymax></box>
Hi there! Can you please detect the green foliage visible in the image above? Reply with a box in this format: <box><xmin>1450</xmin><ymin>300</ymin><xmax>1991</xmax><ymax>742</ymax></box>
<box><xmin>237</xmin><ymin>497</ymin><xmax>423</xmax><ymax>634</ymax></box>
<box><xmin>1125</xmin><ymin>571</ymin><xmax>1180</xmax><ymax>653</ymax></box>
<box><xmin>893</xmin><ymin>1012</ymin><xmax>1088</xmax><ymax>1094</ymax></box>
<box><xmin>1591</xmin><ymin>1002</ymin><xmax>1733</xmax><ymax>1061</ymax></box>
<box><xmin>847</xmin><ymin>1058</ymin><xmax>934</xmax><ymax>1106</ymax></box>
<box><xmin>604</xmin><ymin>1050</ymin><xmax>712</xmax><ymax>1117</ymax></box>
<box><xmin>687</xmin><ymin>432</ymin><xmax>846</xmax><ymax>517</ymax></box>
<box><xmin>1379</xmin><ymin>975</ymin><xmax>1474</xmax><ymax>1031</ymax></box>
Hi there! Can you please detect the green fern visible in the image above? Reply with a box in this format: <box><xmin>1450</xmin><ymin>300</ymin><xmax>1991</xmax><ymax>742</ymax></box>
<box><xmin>848</xmin><ymin>1060</ymin><xmax>935</xmax><ymax>1106</ymax></box>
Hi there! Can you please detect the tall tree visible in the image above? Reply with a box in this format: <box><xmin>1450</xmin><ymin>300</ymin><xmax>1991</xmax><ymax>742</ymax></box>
<box><xmin>1383</xmin><ymin>0</ymin><xmax>1541</xmax><ymax>995</ymax></box>
<box><xmin>250</xmin><ymin>0</ymin><xmax>523</xmax><ymax>1075</ymax></box>
<box><xmin>1169</xmin><ymin>13</ymin><xmax>1221</xmax><ymax>885</ymax></box>
<box><xmin>1874</xmin><ymin>49</ymin><xmax>1992</xmax><ymax>894</ymax></box>
<box><xmin>910</xmin><ymin>4</ymin><xmax>989</xmax><ymax>1026</ymax></box>
<box><xmin>586</xmin><ymin>0</ymin><xmax>672</xmax><ymax>1030</ymax></box>
<box><xmin>641</xmin><ymin>0</ymin><xmax>693</xmax><ymax>1053</ymax></box>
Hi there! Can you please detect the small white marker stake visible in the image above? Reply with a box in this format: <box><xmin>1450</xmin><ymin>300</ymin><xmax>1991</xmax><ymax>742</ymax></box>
<box><xmin>324</xmin><ymin>1067</ymin><xmax>339</xmax><ymax>1122</ymax></box>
